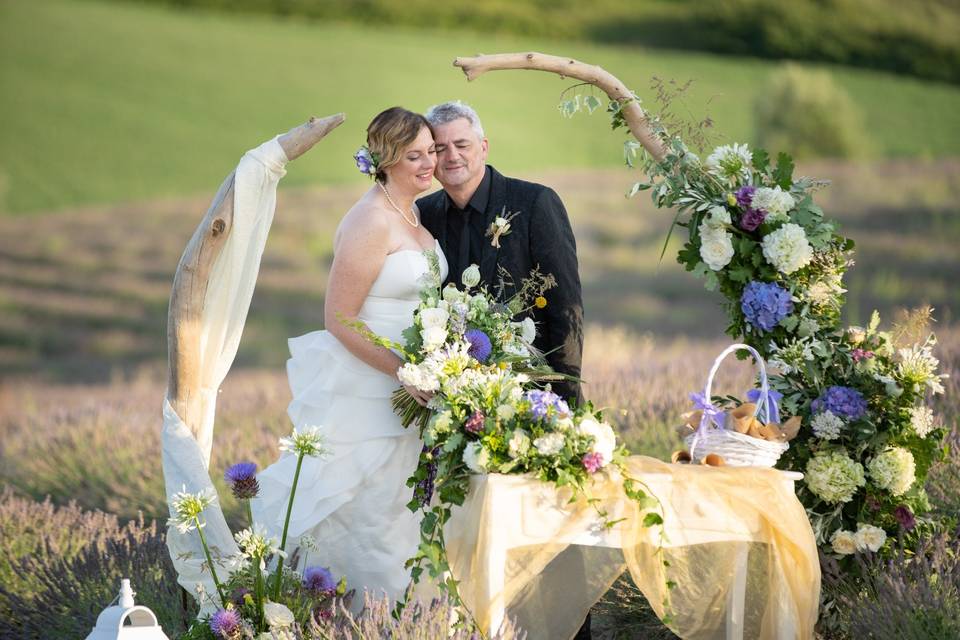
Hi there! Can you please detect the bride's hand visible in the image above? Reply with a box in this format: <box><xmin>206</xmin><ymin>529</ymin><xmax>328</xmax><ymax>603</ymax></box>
<box><xmin>402</xmin><ymin>383</ymin><xmax>433</xmax><ymax>407</ymax></box>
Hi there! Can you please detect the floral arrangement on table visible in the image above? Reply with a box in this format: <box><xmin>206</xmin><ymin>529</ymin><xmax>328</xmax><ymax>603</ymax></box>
<box><xmin>174</xmin><ymin>428</ymin><xmax>352</xmax><ymax>640</ymax></box>
<box><xmin>355</xmin><ymin>257</ymin><xmax>673</xmax><ymax>624</ymax></box>
<box><xmin>561</xmin><ymin>94</ymin><xmax>950</xmax><ymax>564</ymax></box>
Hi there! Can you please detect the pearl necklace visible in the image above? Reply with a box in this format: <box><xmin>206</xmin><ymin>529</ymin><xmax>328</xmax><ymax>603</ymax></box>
<box><xmin>377</xmin><ymin>182</ymin><xmax>420</xmax><ymax>228</ymax></box>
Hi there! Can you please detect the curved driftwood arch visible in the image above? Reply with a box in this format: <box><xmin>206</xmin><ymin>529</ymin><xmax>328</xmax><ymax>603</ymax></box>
<box><xmin>454</xmin><ymin>52</ymin><xmax>667</xmax><ymax>162</ymax></box>
<box><xmin>166</xmin><ymin>114</ymin><xmax>345</xmax><ymax>442</ymax></box>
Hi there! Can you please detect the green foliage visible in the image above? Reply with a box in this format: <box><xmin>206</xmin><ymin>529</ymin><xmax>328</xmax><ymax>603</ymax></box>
<box><xmin>754</xmin><ymin>64</ymin><xmax>874</xmax><ymax>159</ymax></box>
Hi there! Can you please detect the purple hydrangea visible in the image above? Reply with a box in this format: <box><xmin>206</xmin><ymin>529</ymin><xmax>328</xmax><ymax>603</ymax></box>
<box><xmin>224</xmin><ymin>461</ymin><xmax>259</xmax><ymax>500</ymax></box>
<box><xmin>465</xmin><ymin>328</ymin><xmax>493</xmax><ymax>363</ymax></box>
<box><xmin>464</xmin><ymin>411</ymin><xmax>485</xmax><ymax>435</ymax></box>
<box><xmin>582</xmin><ymin>452</ymin><xmax>604</xmax><ymax>474</ymax></box>
<box><xmin>811</xmin><ymin>385</ymin><xmax>868</xmax><ymax>421</ymax></box>
<box><xmin>303</xmin><ymin>566</ymin><xmax>337</xmax><ymax>596</ymax></box>
<box><xmin>740</xmin><ymin>281</ymin><xmax>793</xmax><ymax>332</ymax></box>
<box><xmin>210</xmin><ymin>608</ymin><xmax>241</xmax><ymax>639</ymax></box>
<box><xmin>525</xmin><ymin>390</ymin><xmax>570</xmax><ymax>421</ymax></box>
<box><xmin>735</xmin><ymin>185</ymin><xmax>766</xmax><ymax>231</ymax></box>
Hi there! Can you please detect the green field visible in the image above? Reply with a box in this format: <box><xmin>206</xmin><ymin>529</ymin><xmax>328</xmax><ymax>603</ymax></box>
<box><xmin>1</xmin><ymin>0</ymin><xmax>960</xmax><ymax>214</ymax></box>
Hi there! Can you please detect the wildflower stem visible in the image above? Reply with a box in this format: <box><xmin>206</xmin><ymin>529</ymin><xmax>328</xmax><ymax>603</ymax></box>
<box><xmin>194</xmin><ymin>516</ymin><xmax>227</xmax><ymax>606</ymax></box>
<box><xmin>273</xmin><ymin>452</ymin><xmax>305</xmax><ymax>599</ymax></box>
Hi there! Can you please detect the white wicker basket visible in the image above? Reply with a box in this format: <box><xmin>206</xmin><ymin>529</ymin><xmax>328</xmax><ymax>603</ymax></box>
<box><xmin>684</xmin><ymin>343</ymin><xmax>788</xmax><ymax>467</ymax></box>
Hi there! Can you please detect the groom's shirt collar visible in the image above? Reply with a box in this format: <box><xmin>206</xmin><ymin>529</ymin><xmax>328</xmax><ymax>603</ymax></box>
<box><xmin>445</xmin><ymin>165</ymin><xmax>492</xmax><ymax>215</ymax></box>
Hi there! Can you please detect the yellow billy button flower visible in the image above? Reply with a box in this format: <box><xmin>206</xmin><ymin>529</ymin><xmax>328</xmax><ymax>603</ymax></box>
<box><xmin>726</xmin><ymin>192</ymin><xmax>737</xmax><ymax>206</ymax></box>
<box><xmin>534</xmin><ymin>296</ymin><xmax>547</xmax><ymax>309</ymax></box>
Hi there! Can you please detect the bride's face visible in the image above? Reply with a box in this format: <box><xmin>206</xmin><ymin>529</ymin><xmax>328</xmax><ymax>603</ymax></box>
<box><xmin>384</xmin><ymin>126</ymin><xmax>436</xmax><ymax>194</ymax></box>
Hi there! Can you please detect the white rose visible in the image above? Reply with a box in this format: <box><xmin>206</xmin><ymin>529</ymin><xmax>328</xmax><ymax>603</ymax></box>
<box><xmin>533</xmin><ymin>432</ymin><xmax>566</xmax><ymax>456</ymax></box>
<box><xmin>263</xmin><ymin>602</ymin><xmax>295</xmax><ymax>628</ymax></box>
<box><xmin>507</xmin><ymin>429</ymin><xmax>531</xmax><ymax>458</ymax></box>
<box><xmin>463</xmin><ymin>441</ymin><xmax>490</xmax><ymax>473</ymax></box>
<box><xmin>698</xmin><ymin>226</ymin><xmax>735</xmax><ymax>271</ymax></box>
<box><xmin>854</xmin><ymin>523</ymin><xmax>887</xmax><ymax>552</ymax></box>
<box><xmin>420</xmin><ymin>326</ymin><xmax>448</xmax><ymax>351</ymax></box>
<box><xmin>520</xmin><ymin>317</ymin><xmax>537</xmax><ymax>343</ymax></box>
<box><xmin>830</xmin><ymin>529</ymin><xmax>857</xmax><ymax>555</ymax></box>
<box><xmin>419</xmin><ymin>307</ymin><xmax>449</xmax><ymax>330</ymax></box>
<box><xmin>461</xmin><ymin>264</ymin><xmax>481</xmax><ymax>288</ymax></box>
<box><xmin>577</xmin><ymin>418</ymin><xmax>616</xmax><ymax>464</ymax></box>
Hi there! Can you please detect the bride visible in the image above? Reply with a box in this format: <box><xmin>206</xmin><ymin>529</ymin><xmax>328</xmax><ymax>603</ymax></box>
<box><xmin>252</xmin><ymin>107</ymin><xmax>446</xmax><ymax>606</ymax></box>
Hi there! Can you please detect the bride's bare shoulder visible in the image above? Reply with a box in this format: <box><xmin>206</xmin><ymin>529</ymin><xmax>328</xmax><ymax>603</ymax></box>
<box><xmin>334</xmin><ymin>191</ymin><xmax>391</xmax><ymax>250</ymax></box>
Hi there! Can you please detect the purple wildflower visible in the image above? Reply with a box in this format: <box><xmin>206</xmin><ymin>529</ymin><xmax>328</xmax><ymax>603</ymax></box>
<box><xmin>865</xmin><ymin>495</ymin><xmax>881</xmax><ymax>512</ymax></box>
<box><xmin>851</xmin><ymin>348</ymin><xmax>874</xmax><ymax>363</ymax></box>
<box><xmin>894</xmin><ymin>505</ymin><xmax>916</xmax><ymax>531</ymax></box>
<box><xmin>740</xmin><ymin>281</ymin><xmax>793</xmax><ymax>332</ymax></box>
<box><xmin>465</xmin><ymin>328</ymin><xmax>493</xmax><ymax>363</ymax></box>
<box><xmin>464</xmin><ymin>411</ymin><xmax>485</xmax><ymax>435</ymax></box>
<box><xmin>582</xmin><ymin>452</ymin><xmax>604</xmax><ymax>473</ymax></box>
<box><xmin>525</xmin><ymin>390</ymin><xmax>570</xmax><ymax>421</ymax></box>
<box><xmin>224</xmin><ymin>462</ymin><xmax>259</xmax><ymax>500</ymax></box>
<box><xmin>416</xmin><ymin>445</ymin><xmax>440</xmax><ymax>507</ymax></box>
<box><xmin>303</xmin><ymin>566</ymin><xmax>337</xmax><ymax>596</ymax></box>
<box><xmin>210</xmin><ymin>608</ymin><xmax>241</xmax><ymax>639</ymax></box>
<box><xmin>354</xmin><ymin>147</ymin><xmax>376</xmax><ymax>176</ymax></box>
<box><xmin>812</xmin><ymin>386</ymin><xmax>868</xmax><ymax>421</ymax></box>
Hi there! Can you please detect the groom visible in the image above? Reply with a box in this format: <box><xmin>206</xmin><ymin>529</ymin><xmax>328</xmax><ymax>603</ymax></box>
<box><xmin>418</xmin><ymin>102</ymin><xmax>590</xmax><ymax>639</ymax></box>
<box><xmin>418</xmin><ymin>101</ymin><xmax>584</xmax><ymax>405</ymax></box>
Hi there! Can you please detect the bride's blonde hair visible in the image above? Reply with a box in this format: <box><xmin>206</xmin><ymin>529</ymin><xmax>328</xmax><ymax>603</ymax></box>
<box><xmin>366</xmin><ymin>107</ymin><xmax>430</xmax><ymax>183</ymax></box>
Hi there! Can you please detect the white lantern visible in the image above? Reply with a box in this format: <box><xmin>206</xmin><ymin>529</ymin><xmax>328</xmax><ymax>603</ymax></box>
<box><xmin>86</xmin><ymin>579</ymin><xmax>170</xmax><ymax>640</ymax></box>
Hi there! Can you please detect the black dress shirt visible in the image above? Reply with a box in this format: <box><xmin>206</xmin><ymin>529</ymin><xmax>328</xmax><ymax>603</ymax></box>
<box><xmin>444</xmin><ymin>166</ymin><xmax>492</xmax><ymax>281</ymax></box>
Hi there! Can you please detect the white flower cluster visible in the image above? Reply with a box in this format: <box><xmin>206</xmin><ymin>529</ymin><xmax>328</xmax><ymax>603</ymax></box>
<box><xmin>867</xmin><ymin>447</ymin><xmax>916</xmax><ymax>496</ymax></box>
<box><xmin>805</xmin><ymin>274</ymin><xmax>846</xmax><ymax>308</ymax></box>
<box><xmin>576</xmin><ymin>417</ymin><xmax>617</xmax><ymax>466</ymax></box>
<box><xmin>698</xmin><ymin>206</ymin><xmax>735</xmax><ymax>271</ymax></box>
<box><xmin>830</xmin><ymin>523</ymin><xmax>887</xmax><ymax>555</ymax></box>
<box><xmin>463</xmin><ymin>441</ymin><xmax>490</xmax><ymax>473</ymax></box>
<box><xmin>234</xmin><ymin>524</ymin><xmax>285</xmax><ymax>570</ymax></box>
<box><xmin>398</xmin><ymin>341</ymin><xmax>471</xmax><ymax>392</ymax></box>
<box><xmin>767</xmin><ymin>337</ymin><xmax>814</xmax><ymax>375</ymax></box>
<box><xmin>897</xmin><ymin>337</ymin><xmax>948</xmax><ymax>394</ymax></box>
<box><xmin>811</xmin><ymin>410</ymin><xmax>844</xmax><ymax>440</ymax></box>
<box><xmin>805</xmin><ymin>449</ymin><xmax>865</xmax><ymax>504</ymax></box>
<box><xmin>278</xmin><ymin>425</ymin><xmax>328</xmax><ymax>458</ymax></box>
<box><xmin>534</xmin><ymin>432</ymin><xmax>566</xmax><ymax>456</ymax></box>
<box><xmin>750</xmin><ymin>186</ymin><xmax>795</xmax><ymax>223</ymax></box>
<box><xmin>705</xmin><ymin>143</ymin><xmax>753</xmax><ymax>185</ymax></box>
<box><xmin>168</xmin><ymin>486</ymin><xmax>218</xmax><ymax>534</ymax></box>
<box><xmin>762</xmin><ymin>223</ymin><xmax>813</xmax><ymax>275</ymax></box>
<box><xmin>909</xmin><ymin>405</ymin><xmax>936</xmax><ymax>438</ymax></box>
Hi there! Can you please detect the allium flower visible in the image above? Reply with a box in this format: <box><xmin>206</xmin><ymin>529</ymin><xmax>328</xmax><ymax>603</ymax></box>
<box><xmin>462</xmin><ymin>441</ymin><xmax>490</xmax><ymax>473</ymax></box>
<box><xmin>897</xmin><ymin>337</ymin><xmax>947</xmax><ymax>394</ymax></box>
<box><xmin>909</xmin><ymin>405</ymin><xmax>936</xmax><ymax>438</ymax></box>
<box><xmin>698</xmin><ymin>225</ymin><xmax>735</xmax><ymax>271</ymax></box>
<box><xmin>740</xmin><ymin>281</ymin><xmax>793</xmax><ymax>332</ymax></box>
<box><xmin>224</xmin><ymin>462</ymin><xmax>259</xmax><ymax>500</ymax></box>
<box><xmin>854</xmin><ymin>523</ymin><xmax>887</xmax><ymax>552</ymax></box>
<box><xmin>805</xmin><ymin>449</ymin><xmax>866</xmax><ymax>504</ymax></box>
<box><xmin>830</xmin><ymin>529</ymin><xmax>857</xmax><ymax>555</ymax></box>
<box><xmin>582</xmin><ymin>452</ymin><xmax>604</xmax><ymax>474</ymax></box>
<box><xmin>762</xmin><ymin>223</ymin><xmax>814</xmax><ymax>274</ymax></box>
<box><xmin>464</xmin><ymin>328</ymin><xmax>493</xmax><ymax>363</ymax></box>
<box><xmin>279</xmin><ymin>426</ymin><xmax>328</xmax><ymax>458</ymax></box>
<box><xmin>168</xmin><ymin>487</ymin><xmax>217</xmax><ymax>534</ymax></box>
<box><xmin>464</xmin><ymin>411</ymin><xmax>485</xmax><ymax>435</ymax></box>
<box><xmin>533</xmin><ymin>432</ymin><xmax>566</xmax><ymax>456</ymax></box>
<box><xmin>750</xmin><ymin>186</ymin><xmax>795</xmax><ymax>223</ymax></box>
<box><xmin>526</xmin><ymin>389</ymin><xmax>570</xmax><ymax>420</ymax></box>
<box><xmin>303</xmin><ymin>566</ymin><xmax>337</xmax><ymax>596</ymax></box>
<box><xmin>354</xmin><ymin>147</ymin><xmax>377</xmax><ymax>176</ymax></box>
<box><xmin>894</xmin><ymin>505</ymin><xmax>916</xmax><ymax>531</ymax></box>
<box><xmin>507</xmin><ymin>429</ymin><xmax>531</xmax><ymax>458</ymax></box>
<box><xmin>210</xmin><ymin>608</ymin><xmax>242</xmax><ymax>639</ymax></box>
<box><xmin>706</xmin><ymin>143</ymin><xmax>753</xmax><ymax>185</ymax></box>
<box><xmin>812</xmin><ymin>386</ymin><xmax>868</xmax><ymax>421</ymax></box>
<box><xmin>234</xmin><ymin>524</ymin><xmax>285</xmax><ymax>571</ymax></box>
<box><xmin>867</xmin><ymin>447</ymin><xmax>916</xmax><ymax>496</ymax></box>
<box><xmin>767</xmin><ymin>337</ymin><xmax>814</xmax><ymax>374</ymax></box>
<box><xmin>811</xmin><ymin>410</ymin><xmax>844</xmax><ymax>440</ymax></box>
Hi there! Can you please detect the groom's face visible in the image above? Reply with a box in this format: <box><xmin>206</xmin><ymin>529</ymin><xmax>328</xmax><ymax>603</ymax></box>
<box><xmin>432</xmin><ymin>117</ymin><xmax>488</xmax><ymax>190</ymax></box>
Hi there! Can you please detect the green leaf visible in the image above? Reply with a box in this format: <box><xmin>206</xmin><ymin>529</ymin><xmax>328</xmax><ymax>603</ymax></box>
<box><xmin>773</xmin><ymin>152</ymin><xmax>795</xmax><ymax>189</ymax></box>
<box><xmin>583</xmin><ymin>95</ymin><xmax>602</xmax><ymax>114</ymax></box>
<box><xmin>753</xmin><ymin>149</ymin><xmax>770</xmax><ymax>174</ymax></box>
<box><xmin>728</xmin><ymin>265</ymin><xmax>752</xmax><ymax>283</ymax></box>
<box><xmin>643</xmin><ymin>512</ymin><xmax>664</xmax><ymax>527</ymax></box>
<box><xmin>442</xmin><ymin>432</ymin><xmax>464</xmax><ymax>454</ymax></box>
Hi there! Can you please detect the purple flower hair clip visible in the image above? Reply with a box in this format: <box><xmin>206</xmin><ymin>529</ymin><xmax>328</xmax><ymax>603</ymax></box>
<box><xmin>354</xmin><ymin>146</ymin><xmax>379</xmax><ymax>177</ymax></box>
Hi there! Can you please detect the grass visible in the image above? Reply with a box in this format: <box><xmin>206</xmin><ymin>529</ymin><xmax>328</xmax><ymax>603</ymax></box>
<box><xmin>1</xmin><ymin>0</ymin><xmax>960</xmax><ymax>214</ymax></box>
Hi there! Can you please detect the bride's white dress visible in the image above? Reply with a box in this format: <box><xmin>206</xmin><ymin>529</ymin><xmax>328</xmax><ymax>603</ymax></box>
<box><xmin>252</xmin><ymin>240</ymin><xmax>447</xmax><ymax>605</ymax></box>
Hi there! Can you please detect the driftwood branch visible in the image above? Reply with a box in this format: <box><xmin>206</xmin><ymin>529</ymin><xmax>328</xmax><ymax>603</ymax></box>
<box><xmin>166</xmin><ymin>113</ymin><xmax>345</xmax><ymax>441</ymax></box>
<box><xmin>454</xmin><ymin>52</ymin><xmax>667</xmax><ymax>162</ymax></box>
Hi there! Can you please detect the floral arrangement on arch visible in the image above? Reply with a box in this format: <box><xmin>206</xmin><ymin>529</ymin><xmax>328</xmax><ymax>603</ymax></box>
<box><xmin>568</xmin><ymin>95</ymin><xmax>950</xmax><ymax>562</ymax></box>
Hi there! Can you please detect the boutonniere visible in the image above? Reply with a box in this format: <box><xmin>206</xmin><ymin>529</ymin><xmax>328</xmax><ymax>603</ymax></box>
<box><xmin>485</xmin><ymin>207</ymin><xmax>520</xmax><ymax>248</ymax></box>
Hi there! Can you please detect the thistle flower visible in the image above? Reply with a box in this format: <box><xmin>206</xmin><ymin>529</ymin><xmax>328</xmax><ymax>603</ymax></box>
<box><xmin>303</xmin><ymin>566</ymin><xmax>337</xmax><ymax>596</ymax></box>
<box><xmin>464</xmin><ymin>328</ymin><xmax>493</xmax><ymax>363</ymax></box>
<box><xmin>224</xmin><ymin>461</ymin><xmax>259</xmax><ymax>500</ymax></box>
<box><xmin>168</xmin><ymin>487</ymin><xmax>217</xmax><ymax>534</ymax></box>
<box><xmin>210</xmin><ymin>608</ymin><xmax>242</xmax><ymax>639</ymax></box>
<box><xmin>278</xmin><ymin>425</ymin><xmax>328</xmax><ymax>458</ymax></box>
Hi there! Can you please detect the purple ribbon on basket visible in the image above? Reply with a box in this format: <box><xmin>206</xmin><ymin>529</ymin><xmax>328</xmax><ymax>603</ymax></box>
<box><xmin>689</xmin><ymin>392</ymin><xmax>723</xmax><ymax>431</ymax></box>
<box><xmin>746</xmin><ymin>388</ymin><xmax>782</xmax><ymax>424</ymax></box>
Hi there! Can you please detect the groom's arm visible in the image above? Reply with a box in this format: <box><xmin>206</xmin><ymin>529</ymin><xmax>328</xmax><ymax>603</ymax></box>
<box><xmin>528</xmin><ymin>187</ymin><xmax>583</xmax><ymax>403</ymax></box>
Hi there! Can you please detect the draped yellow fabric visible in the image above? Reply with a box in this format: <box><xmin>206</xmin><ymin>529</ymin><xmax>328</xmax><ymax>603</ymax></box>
<box><xmin>444</xmin><ymin>455</ymin><xmax>820</xmax><ymax>640</ymax></box>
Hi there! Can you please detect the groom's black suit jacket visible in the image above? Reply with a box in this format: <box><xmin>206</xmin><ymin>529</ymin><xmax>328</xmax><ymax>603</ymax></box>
<box><xmin>418</xmin><ymin>165</ymin><xmax>583</xmax><ymax>402</ymax></box>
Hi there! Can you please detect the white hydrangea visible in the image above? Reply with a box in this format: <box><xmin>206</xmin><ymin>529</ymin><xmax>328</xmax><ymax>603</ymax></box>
<box><xmin>418</xmin><ymin>307</ymin><xmax>449</xmax><ymax>330</ymax></box>
<box><xmin>811</xmin><ymin>410</ymin><xmax>844</xmax><ymax>440</ymax></box>
<box><xmin>576</xmin><ymin>418</ymin><xmax>617</xmax><ymax>465</ymax></box>
<box><xmin>909</xmin><ymin>405</ymin><xmax>936</xmax><ymax>438</ymax></box>
<box><xmin>463</xmin><ymin>441</ymin><xmax>490</xmax><ymax>473</ymax></box>
<box><xmin>533</xmin><ymin>432</ymin><xmax>566</xmax><ymax>456</ymax></box>
<box><xmin>762</xmin><ymin>223</ymin><xmax>814</xmax><ymax>275</ymax></box>
<box><xmin>805</xmin><ymin>449</ymin><xmax>865</xmax><ymax>504</ymax></box>
<box><xmin>698</xmin><ymin>224</ymin><xmax>735</xmax><ymax>271</ymax></box>
<box><xmin>830</xmin><ymin>529</ymin><xmax>857</xmax><ymax>555</ymax></box>
<box><xmin>854</xmin><ymin>523</ymin><xmax>887</xmax><ymax>552</ymax></box>
<box><xmin>750</xmin><ymin>186</ymin><xmax>795</xmax><ymax>222</ymax></box>
<box><xmin>705</xmin><ymin>143</ymin><xmax>753</xmax><ymax>185</ymax></box>
<box><xmin>867</xmin><ymin>447</ymin><xmax>916</xmax><ymax>496</ymax></box>
<box><xmin>507</xmin><ymin>429</ymin><xmax>531</xmax><ymax>458</ymax></box>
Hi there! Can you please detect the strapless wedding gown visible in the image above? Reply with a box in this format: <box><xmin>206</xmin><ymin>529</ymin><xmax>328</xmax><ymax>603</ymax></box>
<box><xmin>252</xmin><ymin>241</ymin><xmax>447</xmax><ymax>606</ymax></box>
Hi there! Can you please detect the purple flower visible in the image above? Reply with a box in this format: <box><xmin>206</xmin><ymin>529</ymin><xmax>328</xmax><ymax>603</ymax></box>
<box><xmin>229</xmin><ymin>587</ymin><xmax>251</xmax><ymax>607</ymax></box>
<box><xmin>464</xmin><ymin>411</ymin><xmax>485</xmax><ymax>435</ymax></box>
<box><xmin>354</xmin><ymin>147</ymin><xmax>376</xmax><ymax>176</ymax></box>
<box><xmin>740</xmin><ymin>281</ymin><xmax>793</xmax><ymax>332</ymax></box>
<box><xmin>851</xmin><ymin>348</ymin><xmax>874</xmax><ymax>363</ymax></box>
<box><xmin>582</xmin><ymin>452</ymin><xmax>604</xmax><ymax>473</ymax></box>
<box><xmin>812</xmin><ymin>386</ymin><xmax>868</xmax><ymax>421</ymax></box>
<box><xmin>210</xmin><ymin>608</ymin><xmax>241</xmax><ymax>639</ymax></box>
<box><xmin>735</xmin><ymin>185</ymin><xmax>766</xmax><ymax>231</ymax></box>
<box><xmin>416</xmin><ymin>445</ymin><xmax>440</xmax><ymax>507</ymax></box>
<box><xmin>525</xmin><ymin>390</ymin><xmax>570</xmax><ymax>421</ymax></box>
<box><xmin>465</xmin><ymin>329</ymin><xmax>492</xmax><ymax>363</ymax></box>
<box><xmin>735</xmin><ymin>185</ymin><xmax>756</xmax><ymax>209</ymax></box>
<box><xmin>894</xmin><ymin>505</ymin><xmax>916</xmax><ymax>531</ymax></box>
<box><xmin>224</xmin><ymin>462</ymin><xmax>259</xmax><ymax>500</ymax></box>
<box><xmin>303</xmin><ymin>566</ymin><xmax>337</xmax><ymax>596</ymax></box>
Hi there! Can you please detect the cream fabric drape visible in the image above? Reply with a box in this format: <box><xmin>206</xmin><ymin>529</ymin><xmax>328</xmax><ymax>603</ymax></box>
<box><xmin>445</xmin><ymin>457</ymin><xmax>820</xmax><ymax>640</ymax></box>
<box><xmin>161</xmin><ymin>137</ymin><xmax>288</xmax><ymax>610</ymax></box>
